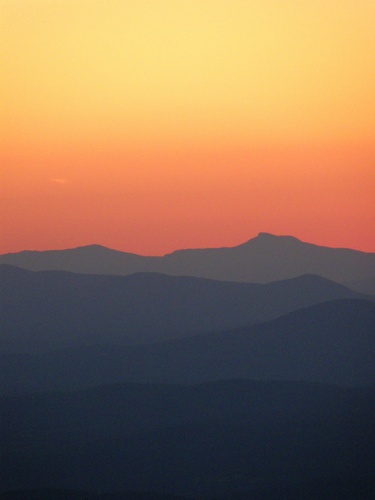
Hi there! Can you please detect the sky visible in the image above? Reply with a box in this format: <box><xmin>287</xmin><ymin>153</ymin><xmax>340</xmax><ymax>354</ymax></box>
<box><xmin>1</xmin><ymin>0</ymin><xmax>375</xmax><ymax>255</ymax></box>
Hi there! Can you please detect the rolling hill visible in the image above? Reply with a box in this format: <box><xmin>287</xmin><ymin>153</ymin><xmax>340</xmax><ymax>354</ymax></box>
<box><xmin>1</xmin><ymin>380</ymin><xmax>374</xmax><ymax>498</ymax></box>
<box><xmin>0</xmin><ymin>264</ymin><xmax>369</xmax><ymax>354</ymax></box>
<box><xmin>1</xmin><ymin>299</ymin><xmax>374</xmax><ymax>393</ymax></box>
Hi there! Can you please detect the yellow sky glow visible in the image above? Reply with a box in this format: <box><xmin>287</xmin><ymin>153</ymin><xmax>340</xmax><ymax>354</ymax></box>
<box><xmin>1</xmin><ymin>0</ymin><xmax>375</xmax><ymax>253</ymax></box>
<box><xmin>3</xmin><ymin>0</ymin><xmax>375</xmax><ymax>145</ymax></box>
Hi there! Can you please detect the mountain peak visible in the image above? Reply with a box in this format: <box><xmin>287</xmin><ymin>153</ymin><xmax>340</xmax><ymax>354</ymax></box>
<box><xmin>243</xmin><ymin>232</ymin><xmax>303</xmax><ymax>245</ymax></box>
<box><xmin>256</xmin><ymin>232</ymin><xmax>278</xmax><ymax>239</ymax></box>
<box><xmin>256</xmin><ymin>232</ymin><xmax>299</xmax><ymax>240</ymax></box>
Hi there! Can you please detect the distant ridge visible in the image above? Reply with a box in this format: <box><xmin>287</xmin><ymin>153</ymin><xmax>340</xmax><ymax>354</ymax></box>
<box><xmin>1</xmin><ymin>265</ymin><xmax>368</xmax><ymax>354</ymax></box>
<box><xmin>1</xmin><ymin>233</ymin><xmax>374</xmax><ymax>290</ymax></box>
<box><xmin>1</xmin><ymin>299</ymin><xmax>374</xmax><ymax>391</ymax></box>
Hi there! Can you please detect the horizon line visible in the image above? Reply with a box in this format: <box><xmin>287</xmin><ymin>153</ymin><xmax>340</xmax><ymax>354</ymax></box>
<box><xmin>1</xmin><ymin>232</ymin><xmax>374</xmax><ymax>257</ymax></box>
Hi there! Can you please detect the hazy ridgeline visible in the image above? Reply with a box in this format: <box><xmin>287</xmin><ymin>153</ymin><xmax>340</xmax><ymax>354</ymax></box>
<box><xmin>2</xmin><ymin>233</ymin><xmax>375</xmax><ymax>291</ymax></box>
<box><xmin>1</xmin><ymin>235</ymin><xmax>375</xmax><ymax>498</ymax></box>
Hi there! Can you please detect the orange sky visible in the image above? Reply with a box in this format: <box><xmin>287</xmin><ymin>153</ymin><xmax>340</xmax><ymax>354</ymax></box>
<box><xmin>1</xmin><ymin>0</ymin><xmax>375</xmax><ymax>255</ymax></box>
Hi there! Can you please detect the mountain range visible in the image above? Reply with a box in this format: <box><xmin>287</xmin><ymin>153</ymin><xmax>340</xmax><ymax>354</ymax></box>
<box><xmin>1</xmin><ymin>233</ymin><xmax>375</xmax><ymax>292</ymax></box>
<box><xmin>1</xmin><ymin>264</ymin><xmax>371</xmax><ymax>354</ymax></box>
<box><xmin>1</xmin><ymin>234</ymin><xmax>375</xmax><ymax>498</ymax></box>
<box><xmin>1</xmin><ymin>298</ymin><xmax>374</xmax><ymax>394</ymax></box>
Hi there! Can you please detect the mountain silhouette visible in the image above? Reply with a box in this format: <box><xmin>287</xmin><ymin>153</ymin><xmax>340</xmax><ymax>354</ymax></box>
<box><xmin>2</xmin><ymin>235</ymin><xmax>375</xmax><ymax>499</ymax></box>
<box><xmin>1</xmin><ymin>299</ymin><xmax>374</xmax><ymax>393</ymax></box>
<box><xmin>0</xmin><ymin>265</ymin><xmax>370</xmax><ymax>355</ymax></box>
<box><xmin>1</xmin><ymin>233</ymin><xmax>374</xmax><ymax>289</ymax></box>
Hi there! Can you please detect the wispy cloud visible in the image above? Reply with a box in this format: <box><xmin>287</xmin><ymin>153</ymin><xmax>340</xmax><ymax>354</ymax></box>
<box><xmin>49</xmin><ymin>178</ymin><xmax>67</xmax><ymax>184</ymax></box>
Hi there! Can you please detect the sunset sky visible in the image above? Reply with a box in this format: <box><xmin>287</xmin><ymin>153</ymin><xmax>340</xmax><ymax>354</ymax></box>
<box><xmin>1</xmin><ymin>0</ymin><xmax>375</xmax><ymax>255</ymax></box>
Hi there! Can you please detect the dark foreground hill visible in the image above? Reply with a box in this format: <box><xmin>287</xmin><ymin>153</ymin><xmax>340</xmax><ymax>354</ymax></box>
<box><xmin>1</xmin><ymin>380</ymin><xmax>374</xmax><ymax>498</ymax></box>
<box><xmin>1</xmin><ymin>233</ymin><xmax>374</xmax><ymax>290</ymax></box>
<box><xmin>0</xmin><ymin>491</ymin><xmax>186</xmax><ymax>500</ymax></box>
<box><xmin>1</xmin><ymin>265</ymin><xmax>368</xmax><ymax>354</ymax></box>
<box><xmin>1</xmin><ymin>299</ymin><xmax>374</xmax><ymax>393</ymax></box>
